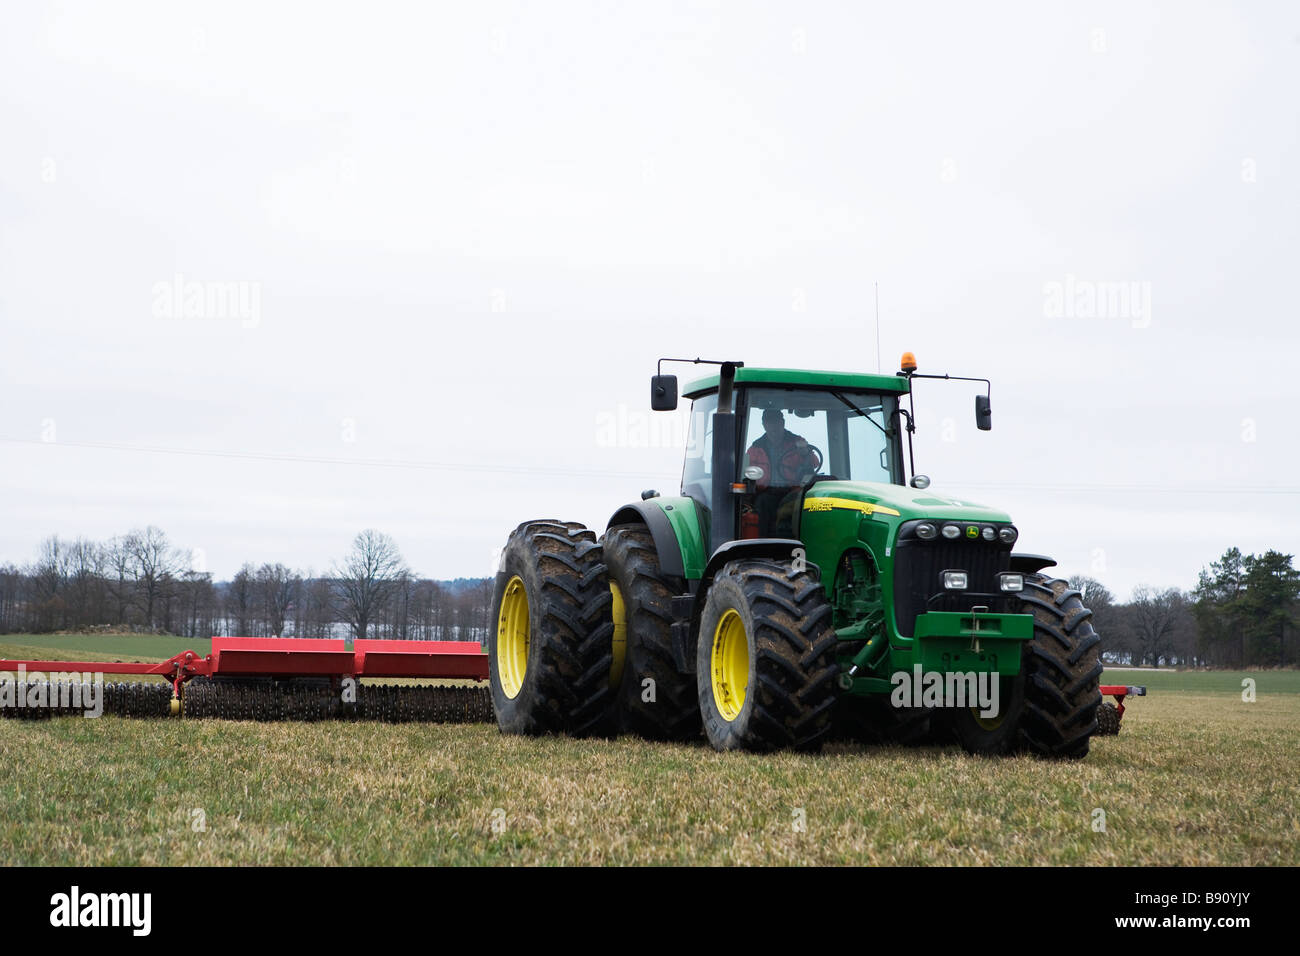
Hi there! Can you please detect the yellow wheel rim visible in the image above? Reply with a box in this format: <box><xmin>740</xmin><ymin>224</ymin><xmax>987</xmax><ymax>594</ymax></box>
<box><xmin>971</xmin><ymin>677</ymin><xmax>1010</xmax><ymax>730</ymax></box>
<box><xmin>710</xmin><ymin>608</ymin><xmax>749</xmax><ymax>722</ymax></box>
<box><xmin>609</xmin><ymin>581</ymin><xmax>627</xmax><ymax>689</ymax></box>
<box><xmin>497</xmin><ymin>575</ymin><xmax>529</xmax><ymax>699</ymax></box>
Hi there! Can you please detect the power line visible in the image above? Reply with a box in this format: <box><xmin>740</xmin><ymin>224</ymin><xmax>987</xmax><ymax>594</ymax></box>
<box><xmin>3</xmin><ymin>437</ymin><xmax>1297</xmax><ymax>496</ymax></box>
<box><xmin>937</xmin><ymin>481</ymin><xmax>1300</xmax><ymax>496</ymax></box>
<box><xmin>0</xmin><ymin>437</ymin><xmax>665</xmax><ymax>481</ymax></box>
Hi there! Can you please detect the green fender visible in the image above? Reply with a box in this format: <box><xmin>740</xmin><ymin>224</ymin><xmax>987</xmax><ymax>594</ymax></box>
<box><xmin>606</xmin><ymin>496</ymin><xmax>708</xmax><ymax>580</ymax></box>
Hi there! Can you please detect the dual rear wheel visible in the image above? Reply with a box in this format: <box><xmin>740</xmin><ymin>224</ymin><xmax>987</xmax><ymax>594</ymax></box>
<box><xmin>488</xmin><ymin>520</ymin><xmax>839</xmax><ymax>752</ymax></box>
<box><xmin>488</xmin><ymin>520</ymin><xmax>617</xmax><ymax>737</ymax></box>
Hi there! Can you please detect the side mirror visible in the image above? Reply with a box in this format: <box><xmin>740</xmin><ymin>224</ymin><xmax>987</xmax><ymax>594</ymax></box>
<box><xmin>975</xmin><ymin>395</ymin><xmax>992</xmax><ymax>431</ymax></box>
<box><xmin>651</xmin><ymin>374</ymin><xmax>678</xmax><ymax>411</ymax></box>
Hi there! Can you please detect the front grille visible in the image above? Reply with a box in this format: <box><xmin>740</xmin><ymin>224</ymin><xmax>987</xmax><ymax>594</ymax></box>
<box><xmin>892</xmin><ymin>534</ymin><xmax>1014</xmax><ymax>638</ymax></box>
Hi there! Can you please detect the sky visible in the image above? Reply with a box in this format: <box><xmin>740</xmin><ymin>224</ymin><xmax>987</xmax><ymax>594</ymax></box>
<box><xmin>1</xmin><ymin>1</ymin><xmax>1297</xmax><ymax>601</ymax></box>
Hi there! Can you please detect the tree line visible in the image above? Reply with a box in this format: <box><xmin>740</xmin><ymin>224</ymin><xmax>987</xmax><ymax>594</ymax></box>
<box><xmin>1071</xmin><ymin>547</ymin><xmax>1299</xmax><ymax>668</ymax></box>
<box><xmin>0</xmin><ymin>526</ymin><xmax>493</xmax><ymax>642</ymax></box>
<box><xmin>2</xmin><ymin>529</ymin><xmax>1295</xmax><ymax>668</ymax></box>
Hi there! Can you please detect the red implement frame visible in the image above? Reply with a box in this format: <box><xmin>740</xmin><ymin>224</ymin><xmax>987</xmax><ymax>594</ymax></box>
<box><xmin>1098</xmin><ymin>683</ymin><xmax>1147</xmax><ymax>721</ymax></box>
<box><xmin>0</xmin><ymin>636</ymin><xmax>488</xmax><ymax>700</ymax></box>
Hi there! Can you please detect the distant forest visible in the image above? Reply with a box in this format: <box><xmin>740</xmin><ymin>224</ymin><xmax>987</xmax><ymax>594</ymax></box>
<box><xmin>1</xmin><ymin>528</ymin><xmax>1296</xmax><ymax>668</ymax></box>
<box><xmin>0</xmin><ymin>527</ymin><xmax>491</xmax><ymax>643</ymax></box>
<box><xmin>1069</xmin><ymin>547</ymin><xmax>1299</xmax><ymax>668</ymax></box>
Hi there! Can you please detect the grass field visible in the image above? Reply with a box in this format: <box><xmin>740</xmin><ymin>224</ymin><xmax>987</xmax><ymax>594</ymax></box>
<box><xmin>1</xmin><ymin>636</ymin><xmax>1296</xmax><ymax>865</ymax></box>
<box><xmin>1103</xmin><ymin>667</ymin><xmax>1300</xmax><ymax>695</ymax></box>
<box><xmin>0</xmin><ymin>633</ymin><xmax>210</xmax><ymax>662</ymax></box>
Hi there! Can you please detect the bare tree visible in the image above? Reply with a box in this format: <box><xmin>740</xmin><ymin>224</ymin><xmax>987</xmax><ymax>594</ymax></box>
<box><xmin>334</xmin><ymin>530</ymin><xmax>408</xmax><ymax>640</ymax></box>
<box><xmin>256</xmin><ymin>563</ymin><xmax>298</xmax><ymax>637</ymax></box>
<box><xmin>1126</xmin><ymin>586</ymin><xmax>1192</xmax><ymax>666</ymax></box>
<box><xmin>124</xmin><ymin>526</ymin><xmax>182</xmax><ymax>629</ymax></box>
<box><xmin>228</xmin><ymin>563</ymin><xmax>256</xmax><ymax>635</ymax></box>
<box><xmin>298</xmin><ymin>575</ymin><xmax>335</xmax><ymax>639</ymax></box>
<box><xmin>1068</xmin><ymin>575</ymin><xmax>1123</xmax><ymax>662</ymax></box>
<box><xmin>104</xmin><ymin>535</ymin><xmax>134</xmax><ymax>626</ymax></box>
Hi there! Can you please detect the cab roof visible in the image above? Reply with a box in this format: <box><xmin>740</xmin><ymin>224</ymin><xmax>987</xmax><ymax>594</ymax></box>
<box><xmin>682</xmin><ymin>366</ymin><xmax>911</xmax><ymax>399</ymax></box>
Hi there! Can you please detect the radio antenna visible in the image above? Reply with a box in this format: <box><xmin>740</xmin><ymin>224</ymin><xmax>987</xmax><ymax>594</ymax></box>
<box><xmin>874</xmin><ymin>282</ymin><xmax>881</xmax><ymax>373</ymax></box>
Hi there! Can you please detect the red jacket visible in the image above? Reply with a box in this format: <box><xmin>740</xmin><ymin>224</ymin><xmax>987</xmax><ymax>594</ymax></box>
<box><xmin>747</xmin><ymin>432</ymin><xmax>816</xmax><ymax>490</ymax></box>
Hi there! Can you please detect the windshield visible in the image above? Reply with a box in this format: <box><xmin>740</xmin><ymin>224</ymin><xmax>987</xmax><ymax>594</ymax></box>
<box><xmin>740</xmin><ymin>387</ymin><xmax>901</xmax><ymax>488</ymax></box>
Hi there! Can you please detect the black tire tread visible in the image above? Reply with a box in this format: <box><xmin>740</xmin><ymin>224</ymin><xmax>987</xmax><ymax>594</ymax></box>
<box><xmin>1017</xmin><ymin>574</ymin><xmax>1104</xmax><ymax>758</ymax></box>
<box><xmin>602</xmin><ymin>524</ymin><xmax>700</xmax><ymax>741</ymax></box>
<box><xmin>1095</xmin><ymin>700</ymin><xmax>1121</xmax><ymax>736</ymax></box>
<box><xmin>700</xmin><ymin>559</ymin><xmax>839</xmax><ymax>752</ymax></box>
<box><xmin>490</xmin><ymin>519</ymin><xmax>616</xmax><ymax>737</ymax></box>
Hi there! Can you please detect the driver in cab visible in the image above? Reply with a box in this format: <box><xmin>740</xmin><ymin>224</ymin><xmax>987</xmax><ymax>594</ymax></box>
<box><xmin>745</xmin><ymin>408</ymin><xmax>820</xmax><ymax>535</ymax></box>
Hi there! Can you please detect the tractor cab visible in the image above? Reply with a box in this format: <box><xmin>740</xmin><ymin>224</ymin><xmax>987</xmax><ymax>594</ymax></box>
<box><xmin>669</xmin><ymin>365</ymin><xmax>910</xmax><ymax>553</ymax></box>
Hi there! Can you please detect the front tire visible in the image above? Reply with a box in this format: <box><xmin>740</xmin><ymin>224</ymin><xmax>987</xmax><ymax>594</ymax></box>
<box><xmin>1018</xmin><ymin>575</ymin><xmax>1103</xmax><ymax>758</ymax></box>
<box><xmin>695</xmin><ymin>559</ymin><xmax>839</xmax><ymax>752</ymax></box>
<box><xmin>948</xmin><ymin>674</ymin><xmax>1025</xmax><ymax>755</ymax></box>
<box><xmin>489</xmin><ymin>520</ymin><xmax>616</xmax><ymax>737</ymax></box>
<box><xmin>948</xmin><ymin>575</ymin><xmax>1102</xmax><ymax>758</ymax></box>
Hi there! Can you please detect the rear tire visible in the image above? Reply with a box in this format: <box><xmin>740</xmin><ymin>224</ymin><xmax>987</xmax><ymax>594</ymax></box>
<box><xmin>489</xmin><ymin>520</ymin><xmax>617</xmax><ymax>737</ymax></box>
<box><xmin>602</xmin><ymin>525</ymin><xmax>701</xmax><ymax>741</ymax></box>
<box><xmin>696</xmin><ymin>559</ymin><xmax>839</xmax><ymax>753</ymax></box>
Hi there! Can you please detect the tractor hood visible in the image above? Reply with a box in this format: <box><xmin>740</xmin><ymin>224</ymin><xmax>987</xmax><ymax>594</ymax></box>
<box><xmin>804</xmin><ymin>480</ymin><xmax>1014</xmax><ymax>524</ymax></box>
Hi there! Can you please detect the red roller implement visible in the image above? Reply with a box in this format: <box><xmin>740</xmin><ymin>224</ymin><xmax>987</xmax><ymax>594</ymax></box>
<box><xmin>0</xmin><ymin>636</ymin><xmax>488</xmax><ymax>701</ymax></box>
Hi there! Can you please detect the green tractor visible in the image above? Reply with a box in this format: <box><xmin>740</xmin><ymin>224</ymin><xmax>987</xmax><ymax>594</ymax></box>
<box><xmin>489</xmin><ymin>356</ymin><xmax>1102</xmax><ymax>757</ymax></box>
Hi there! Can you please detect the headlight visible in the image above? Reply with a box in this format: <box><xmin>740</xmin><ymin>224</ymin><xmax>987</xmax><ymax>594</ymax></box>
<box><xmin>941</xmin><ymin>524</ymin><xmax>961</xmax><ymax>540</ymax></box>
<box><xmin>999</xmin><ymin>573</ymin><xmax>1024</xmax><ymax>592</ymax></box>
<box><xmin>981</xmin><ymin>527</ymin><xmax>996</xmax><ymax>541</ymax></box>
<box><xmin>916</xmin><ymin>522</ymin><xmax>937</xmax><ymax>540</ymax></box>
<box><xmin>942</xmin><ymin>570</ymin><xmax>968</xmax><ymax>590</ymax></box>
<box><xmin>998</xmin><ymin>526</ymin><xmax>1018</xmax><ymax>545</ymax></box>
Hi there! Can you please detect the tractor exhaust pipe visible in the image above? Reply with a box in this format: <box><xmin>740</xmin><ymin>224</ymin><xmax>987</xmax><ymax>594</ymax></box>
<box><xmin>709</xmin><ymin>361</ymin><xmax>740</xmax><ymax>556</ymax></box>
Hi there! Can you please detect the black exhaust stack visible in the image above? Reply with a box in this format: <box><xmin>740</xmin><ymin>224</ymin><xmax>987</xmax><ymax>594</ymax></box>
<box><xmin>709</xmin><ymin>361</ymin><xmax>740</xmax><ymax>556</ymax></box>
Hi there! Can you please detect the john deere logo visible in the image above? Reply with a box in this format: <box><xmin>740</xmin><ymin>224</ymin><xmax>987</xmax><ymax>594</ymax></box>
<box><xmin>966</xmin><ymin>526</ymin><xmax>979</xmax><ymax>539</ymax></box>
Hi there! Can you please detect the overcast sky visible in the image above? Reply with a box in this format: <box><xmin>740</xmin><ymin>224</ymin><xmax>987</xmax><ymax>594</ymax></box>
<box><xmin>2</xmin><ymin>1</ymin><xmax>1297</xmax><ymax>600</ymax></box>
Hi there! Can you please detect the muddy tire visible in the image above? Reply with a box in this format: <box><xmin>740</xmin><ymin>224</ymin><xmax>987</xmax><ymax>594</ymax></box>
<box><xmin>602</xmin><ymin>524</ymin><xmax>701</xmax><ymax>741</ymax></box>
<box><xmin>948</xmin><ymin>574</ymin><xmax>1102</xmax><ymax>758</ymax></box>
<box><xmin>948</xmin><ymin>674</ymin><xmax>1026</xmax><ymax>755</ymax></box>
<box><xmin>1018</xmin><ymin>575</ymin><xmax>1103</xmax><ymax>757</ymax></box>
<box><xmin>489</xmin><ymin>520</ymin><xmax>617</xmax><ymax>737</ymax></box>
<box><xmin>696</xmin><ymin>559</ymin><xmax>839</xmax><ymax>752</ymax></box>
<box><xmin>1095</xmin><ymin>701</ymin><xmax>1120</xmax><ymax>736</ymax></box>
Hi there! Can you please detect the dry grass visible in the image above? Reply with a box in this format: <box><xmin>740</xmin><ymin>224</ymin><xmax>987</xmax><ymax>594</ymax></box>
<box><xmin>1</xmin><ymin>677</ymin><xmax>1296</xmax><ymax>865</ymax></box>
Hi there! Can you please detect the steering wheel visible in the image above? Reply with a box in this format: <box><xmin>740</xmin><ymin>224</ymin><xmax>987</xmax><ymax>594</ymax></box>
<box><xmin>778</xmin><ymin>442</ymin><xmax>823</xmax><ymax>484</ymax></box>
